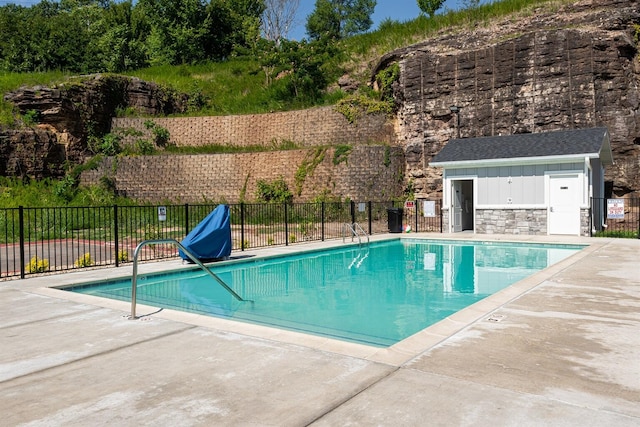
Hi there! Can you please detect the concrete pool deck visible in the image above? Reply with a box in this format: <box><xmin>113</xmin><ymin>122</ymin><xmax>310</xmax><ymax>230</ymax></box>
<box><xmin>1</xmin><ymin>233</ymin><xmax>639</xmax><ymax>426</ymax></box>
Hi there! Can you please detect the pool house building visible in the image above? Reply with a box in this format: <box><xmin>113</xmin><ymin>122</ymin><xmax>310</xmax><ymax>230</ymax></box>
<box><xmin>429</xmin><ymin>127</ymin><xmax>613</xmax><ymax>236</ymax></box>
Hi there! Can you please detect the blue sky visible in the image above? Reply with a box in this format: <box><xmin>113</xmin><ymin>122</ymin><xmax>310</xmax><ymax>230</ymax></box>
<box><xmin>290</xmin><ymin>0</ymin><xmax>489</xmax><ymax>40</ymax></box>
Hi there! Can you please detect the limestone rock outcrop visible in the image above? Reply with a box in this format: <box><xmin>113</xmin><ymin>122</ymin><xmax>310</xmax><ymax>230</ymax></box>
<box><xmin>2</xmin><ymin>75</ymin><xmax>188</xmax><ymax>172</ymax></box>
<box><xmin>0</xmin><ymin>129</ymin><xmax>66</xmax><ymax>179</ymax></box>
<box><xmin>375</xmin><ymin>0</ymin><xmax>640</xmax><ymax>197</ymax></box>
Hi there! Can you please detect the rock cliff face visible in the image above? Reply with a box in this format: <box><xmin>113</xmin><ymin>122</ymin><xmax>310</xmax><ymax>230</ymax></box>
<box><xmin>0</xmin><ymin>129</ymin><xmax>66</xmax><ymax>178</ymax></box>
<box><xmin>376</xmin><ymin>0</ymin><xmax>640</xmax><ymax>197</ymax></box>
<box><xmin>1</xmin><ymin>75</ymin><xmax>187</xmax><ymax>178</ymax></box>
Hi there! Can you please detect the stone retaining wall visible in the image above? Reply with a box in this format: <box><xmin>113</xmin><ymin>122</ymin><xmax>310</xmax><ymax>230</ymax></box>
<box><xmin>81</xmin><ymin>146</ymin><xmax>405</xmax><ymax>203</ymax></box>
<box><xmin>111</xmin><ymin>106</ymin><xmax>396</xmax><ymax>148</ymax></box>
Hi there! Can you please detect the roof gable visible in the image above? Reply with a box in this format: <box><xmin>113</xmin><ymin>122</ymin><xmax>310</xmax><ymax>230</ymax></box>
<box><xmin>430</xmin><ymin>127</ymin><xmax>612</xmax><ymax>166</ymax></box>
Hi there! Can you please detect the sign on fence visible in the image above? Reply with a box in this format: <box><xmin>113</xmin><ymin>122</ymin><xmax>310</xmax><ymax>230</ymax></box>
<box><xmin>404</xmin><ymin>200</ymin><xmax>415</xmax><ymax>209</ymax></box>
<box><xmin>158</xmin><ymin>206</ymin><xmax>167</xmax><ymax>221</ymax></box>
<box><xmin>423</xmin><ymin>201</ymin><xmax>436</xmax><ymax>218</ymax></box>
<box><xmin>607</xmin><ymin>199</ymin><xmax>624</xmax><ymax>219</ymax></box>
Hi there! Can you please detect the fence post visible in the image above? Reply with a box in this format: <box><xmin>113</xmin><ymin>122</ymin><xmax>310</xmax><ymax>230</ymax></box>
<box><xmin>637</xmin><ymin>197</ymin><xmax>640</xmax><ymax>239</ymax></box>
<box><xmin>414</xmin><ymin>200</ymin><xmax>419</xmax><ymax>232</ymax></box>
<box><xmin>368</xmin><ymin>201</ymin><xmax>372</xmax><ymax>235</ymax></box>
<box><xmin>284</xmin><ymin>203</ymin><xmax>289</xmax><ymax>246</ymax></box>
<box><xmin>240</xmin><ymin>203</ymin><xmax>245</xmax><ymax>251</ymax></box>
<box><xmin>184</xmin><ymin>203</ymin><xmax>190</xmax><ymax>236</ymax></box>
<box><xmin>19</xmin><ymin>206</ymin><xmax>25</xmax><ymax>279</ymax></box>
<box><xmin>321</xmin><ymin>202</ymin><xmax>325</xmax><ymax>241</ymax></box>
<box><xmin>350</xmin><ymin>200</ymin><xmax>355</xmax><ymax>225</ymax></box>
<box><xmin>439</xmin><ymin>200</ymin><xmax>443</xmax><ymax>233</ymax></box>
<box><xmin>114</xmin><ymin>205</ymin><xmax>119</xmax><ymax>267</ymax></box>
<box><xmin>588</xmin><ymin>198</ymin><xmax>593</xmax><ymax>237</ymax></box>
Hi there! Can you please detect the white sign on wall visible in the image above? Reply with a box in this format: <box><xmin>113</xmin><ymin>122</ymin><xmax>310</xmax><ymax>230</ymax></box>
<box><xmin>423</xmin><ymin>201</ymin><xmax>436</xmax><ymax>218</ymax></box>
<box><xmin>607</xmin><ymin>199</ymin><xmax>624</xmax><ymax>219</ymax></box>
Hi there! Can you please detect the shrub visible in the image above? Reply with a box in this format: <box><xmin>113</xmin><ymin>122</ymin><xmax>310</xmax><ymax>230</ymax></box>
<box><xmin>135</xmin><ymin>139</ymin><xmax>156</xmax><ymax>155</ymax></box>
<box><xmin>74</xmin><ymin>252</ymin><xmax>93</xmax><ymax>268</ymax></box>
<box><xmin>117</xmin><ymin>250</ymin><xmax>129</xmax><ymax>263</ymax></box>
<box><xmin>256</xmin><ymin>177</ymin><xmax>293</xmax><ymax>204</ymax></box>
<box><xmin>26</xmin><ymin>256</ymin><xmax>49</xmax><ymax>273</ymax></box>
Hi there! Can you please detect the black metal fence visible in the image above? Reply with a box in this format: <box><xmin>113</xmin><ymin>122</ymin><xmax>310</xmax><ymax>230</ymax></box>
<box><xmin>590</xmin><ymin>197</ymin><xmax>640</xmax><ymax>238</ymax></box>
<box><xmin>0</xmin><ymin>200</ymin><xmax>442</xmax><ymax>279</ymax></box>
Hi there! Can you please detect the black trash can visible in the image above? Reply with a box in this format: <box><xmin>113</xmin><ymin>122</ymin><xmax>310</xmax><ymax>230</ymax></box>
<box><xmin>387</xmin><ymin>207</ymin><xmax>404</xmax><ymax>233</ymax></box>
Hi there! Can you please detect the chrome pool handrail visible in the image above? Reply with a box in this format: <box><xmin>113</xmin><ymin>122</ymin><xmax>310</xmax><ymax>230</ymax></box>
<box><xmin>342</xmin><ymin>222</ymin><xmax>369</xmax><ymax>246</ymax></box>
<box><xmin>130</xmin><ymin>238</ymin><xmax>249</xmax><ymax>319</ymax></box>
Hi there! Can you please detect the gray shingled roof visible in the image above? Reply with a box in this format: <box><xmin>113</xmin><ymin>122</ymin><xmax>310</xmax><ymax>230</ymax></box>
<box><xmin>430</xmin><ymin>127</ymin><xmax>612</xmax><ymax>165</ymax></box>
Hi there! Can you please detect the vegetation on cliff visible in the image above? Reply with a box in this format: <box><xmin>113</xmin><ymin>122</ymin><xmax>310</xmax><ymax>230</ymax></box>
<box><xmin>1</xmin><ymin>0</ymin><xmax>567</xmax><ymax>128</ymax></box>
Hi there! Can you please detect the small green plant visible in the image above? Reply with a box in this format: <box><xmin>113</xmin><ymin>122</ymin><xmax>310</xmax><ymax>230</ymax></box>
<box><xmin>26</xmin><ymin>256</ymin><xmax>49</xmax><ymax>273</ymax></box>
<box><xmin>267</xmin><ymin>236</ymin><xmax>275</xmax><ymax>245</ymax></box>
<box><xmin>289</xmin><ymin>234</ymin><xmax>297</xmax><ymax>243</ymax></box>
<box><xmin>144</xmin><ymin>120</ymin><xmax>171</xmax><ymax>146</ymax></box>
<box><xmin>383</xmin><ymin>145</ymin><xmax>392</xmax><ymax>167</ymax></box>
<box><xmin>332</xmin><ymin>145</ymin><xmax>352</xmax><ymax>165</ymax></box>
<box><xmin>22</xmin><ymin>109</ymin><xmax>40</xmax><ymax>126</ymax></box>
<box><xmin>74</xmin><ymin>252</ymin><xmax>93</xmax><ymax>268</ymax></box>
<box><xmin>375</xmin><ymin>62</ymin><xmax>400</xmax><ymax>105</ymax></box>
<box><xmin>295</xmin><ymin>148</ymin><xmax>326</xmax><ymax>196</ymax></box>
<box><xmin>334</xmin><ymin>93</ymin><xmax>393</xmax><ymax>124</ymax></box>
<box><xmin>135</xmin><ymin>138</ymin><xmax>156</xmax><ymax>155</ymax></box>
<box><xmin>53</xmin><ymin>175</ymin><xmax>78</xmax><ymax>202</ymax></box>
<box><xmin>99</xmin><ymin>133</ymin><xmax>122</xmax><ymax>156</ymax></box>
<box><xmin>99</xmin><ymin>175</ymin><xmax>117</xmax><ymax>194</ymax></box>
<box><xmin>117</xmin><ymin>250</ymin><xmax>129</xmax><ymax>262</ymax></box>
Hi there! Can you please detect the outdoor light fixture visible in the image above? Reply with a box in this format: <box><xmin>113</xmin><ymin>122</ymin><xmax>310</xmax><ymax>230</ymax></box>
<box><xmin>449</xmin><ymin>105</ymin><xmax>461</xmax><ymax>138</ymax></box>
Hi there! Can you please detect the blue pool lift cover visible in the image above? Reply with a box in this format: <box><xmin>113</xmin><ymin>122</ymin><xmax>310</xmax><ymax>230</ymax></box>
<box><xmin>179</xmin><ymin>205</ymin><xmax>232</xmax><ymax>262</ymax></box>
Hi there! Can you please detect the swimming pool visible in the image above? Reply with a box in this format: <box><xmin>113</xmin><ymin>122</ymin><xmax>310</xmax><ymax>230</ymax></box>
<box><xmin>65</xmin><ymin>239</ymin><xmax>583</xmax><ymax>347</ymax></box>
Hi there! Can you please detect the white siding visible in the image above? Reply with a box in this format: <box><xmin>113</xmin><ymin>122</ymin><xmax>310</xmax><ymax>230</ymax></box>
<box><xmin>446</xmin><ymin>162</ymin><xmax>585</xmax><ymax>207</ymax></box>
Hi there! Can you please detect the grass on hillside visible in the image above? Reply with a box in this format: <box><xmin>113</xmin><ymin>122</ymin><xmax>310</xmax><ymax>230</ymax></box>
<box><xmin>124</xmin><ymin>59</ymin><xmax>344</xmax><ymax>117</ymax></box>
<box><xmin>0</xmin><ymin>70</ymin><xmax>72</xmax><ymax>127</ymax></box>
<box><xmin>0</xmin><ymin>176</ymin><xmax>135</xmax><ymax>208</ymax></box>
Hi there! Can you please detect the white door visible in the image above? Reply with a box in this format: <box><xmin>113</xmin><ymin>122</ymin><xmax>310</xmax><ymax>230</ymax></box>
<box><xmin>452</xmin><ymin>181</ymin><xmax>463</xmax><ymax>232</ymax></box>
<box><xmin>548</xmin><ymin>174</ymin><xmax>581</xmax><ymax>235</ymax></box>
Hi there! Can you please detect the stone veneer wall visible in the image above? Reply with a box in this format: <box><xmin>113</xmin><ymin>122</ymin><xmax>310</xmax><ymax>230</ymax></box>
<box><xmin>442</xmin><ymin>208</ymin><xmax>592</xmax><ymax>236</ymax></box>
<box><xmin>475</xmin><ymin>209</ymin><xmax>548</xmax><ymax>235</ymax></box>
<box><xmin>580</xmin><ymin>208</ymin><xmax>591</xmax><ymax>237</ymax></box>
<box><xmin>111</xmin><ymin>106</ymin><xmax>395</xmax><ymax>148</ymax></box>
<box><xmin>81</xmin><ymin>146</ymin><xmax>405</xmax><ymax>203</ymax></box>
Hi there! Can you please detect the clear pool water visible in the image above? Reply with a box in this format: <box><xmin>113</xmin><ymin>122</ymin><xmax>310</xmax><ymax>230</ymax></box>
<box><xmin>66</xmin><ymin>239</ymin><xmax>583</xmax><ymax>347</ymax></box>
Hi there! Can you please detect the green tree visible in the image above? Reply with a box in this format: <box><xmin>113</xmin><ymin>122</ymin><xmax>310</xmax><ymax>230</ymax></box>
<box><xmin>306</xmin><ymin>0</ymin><xmax>376</xmax><ymax>40</ymax></box>
<box><xmin>137</xmin><ymin>0</ymin><xmax>210</xmax><ymax>66</ymax></box>
<box><xmin>260</xmin><ymin>38</ymin><xmax>339</xmax><ymax>102</ymax></box>
<box><xmin>95</xmin><ymin>1</ymin><xmax>148</xmax><ymax>72</ymax></box>
<box><xmin>417</xmin><ymin>0</ymin><xmax>445</xmax><ymax>18</ymax></box>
